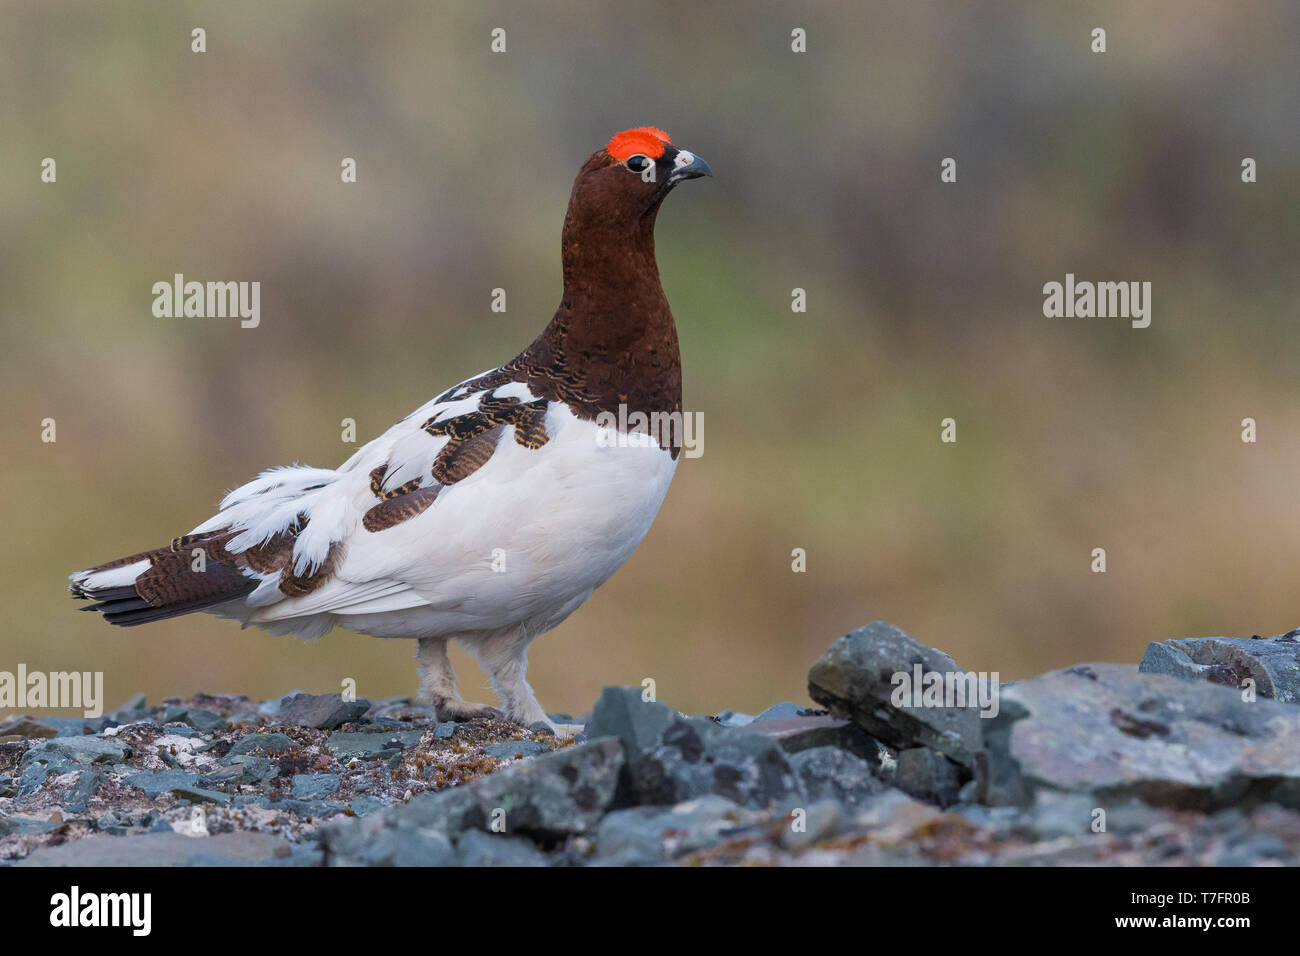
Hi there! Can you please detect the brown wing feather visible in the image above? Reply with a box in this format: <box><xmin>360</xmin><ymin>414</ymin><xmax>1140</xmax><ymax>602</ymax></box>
<box><xmin>72</xmin><ymin>519</ymin><xmax>342</xmax><ymax>626</ymax></box>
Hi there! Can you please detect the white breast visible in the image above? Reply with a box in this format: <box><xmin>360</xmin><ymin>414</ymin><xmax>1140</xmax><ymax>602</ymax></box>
<box><xmin>247</xmin><ymin>402</ymin><xmax>678</xmax><ymax>640</ymax></box>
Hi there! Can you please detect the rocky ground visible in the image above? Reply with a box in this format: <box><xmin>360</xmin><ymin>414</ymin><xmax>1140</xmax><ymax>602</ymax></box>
<box><xmin>3</xmin><ymin>622</ymin><xmax>1300</xmax><ymax>866</ymax></box>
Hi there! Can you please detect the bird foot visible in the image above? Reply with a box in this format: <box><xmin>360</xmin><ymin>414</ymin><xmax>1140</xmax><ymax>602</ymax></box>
<box><xmin>431</xmin><ymin>696</ymin><xmax>506</xmax><ymax>722</ymax></box>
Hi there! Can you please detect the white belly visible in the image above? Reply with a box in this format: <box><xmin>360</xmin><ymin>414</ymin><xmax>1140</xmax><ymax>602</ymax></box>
<box><xmin>312</xmin><ymin>405</ymin><xmax>678</xmax><ymax>640</ymax></box>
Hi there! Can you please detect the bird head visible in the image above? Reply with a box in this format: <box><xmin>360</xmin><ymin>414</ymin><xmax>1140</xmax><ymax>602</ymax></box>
<box><xmin>567</xmin><ymin>126</ymin><xmax>712</xmax><ymax>225</ymax></box>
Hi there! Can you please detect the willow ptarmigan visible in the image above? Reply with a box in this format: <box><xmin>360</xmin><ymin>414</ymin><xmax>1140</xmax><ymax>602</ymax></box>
<box><xmin>70</xmin><ymin>127</ymin><xmax>710</xmax><ymax>736</ymax></box>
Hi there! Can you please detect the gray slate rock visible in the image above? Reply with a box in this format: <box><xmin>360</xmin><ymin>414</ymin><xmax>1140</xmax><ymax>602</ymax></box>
<box><xmin>325</xmin><ymin>730</ymin><xmax>424</xmax><ymax>760</ymax></box>
<box><xmin>1024</xmin><ymin>791</ymin><xmax>1106</xmax><ymax>840</ymax></box>
<box><xmin>16</xmin><ymin>757</ymin><xmax>71</xmax><ymax>798</ymax></box>
<box><xmin>159</xmin><ymin>723</ymin><xmax>201</xmax><ymax>739</ymax></box>
<box><xmin>713</xmin><ymin>711</ymin><xmax>756</xmax><ymax>727</ymax></box>
<box><xmin>105</xmin><ymin>693</ymin><xmax>147</xmax><ymax>723</ymax></box>
<box><xmin>16</xmin><ymin>831</ymin><xmax>289</xmax><ymax>866</ymax></box>
<box><xmin>93</xmin><ymin>810</ymin><xmax>130</xmax><ymax>835</ymax></box>
<box><xmin>894</xmin><ymin>747</ymin><xmax>965</xmax><ymax>808</ymax></box>
<box><xmin>328</xmin><ymin>827</ymin><xmax>455</xmax><ymax>866</ymax></box>
<box><xmin>163</xmin><ymin>707</ymin><xmax>227</xmax><ymax>734</ymax></box>
<box><xmin>455</xmin><ymin>828</ymin><xmax>551</xmax><ymax>867</ymax></box>
<box><xmin>345</xmin><ymin>795</ymin><xmax>387</xmax><ymax>817</ymax></box>
<box><xmin>807</xmin><ymin>621</ymin><xmax>984</xmax><ymax>766</ymax></box>
<box><xmin>626</xmin><ymin>715</ymin><xmax>804</xmax><ymax>810</ymax></box>
<box><xmin>66</xmin><ymin>770</ymin><xmax>103</xmax><ymax>812</ymax></box>
<box><xmin>279</xmin><ymin>693</ymin><xmax>372</xmax><ymax>730</ymax></box>
<box><xmin>275</xmin><ymin>799</ymin><xmax>345</xmax><ymax>819</ymax></box>
<box><xmin>589</xmin><ymin>687</ymin><xmax>802</xmax><ymax>810</ymax></box>
<box><xmin>321</xmin><ymin>737</ymin><xmax>624</xmax><ymax>863</ymax></box>
<box><xmin>0</xmin><ymin>814</ymin><xmax>59</xmax><ymax>836</ymax></box>
<box><xmin>261</xmin><ymin>692</ymin><xmax>304</xmax><ymax>716</ymax></box>
<box><xmin>587</xmin><ymin>687</ymin><xmax>676</xmax><ymax>757</ymax></box>
<box><xmin>182</xmin><ymin>709</ymin><xmax>227</xmax><ymax>733</ymax></box>
<box><xmin>200</xmin><ymin>765</ymin><xmax>243</xmax><ymax>785</ymax></box>
<box><xmin>483</xmin><ymin>740</ymin><xmax>548</xmax><ymax>760</ymax></box>
<box><xmin>238</xmin><ymin>757</ymin><xmax>278</xmax><ymax>785</ymax></box>
<box><xmin>227</xmin><ymin>711</ymin><xmax>263</xmax><ymax>730</ymax></box>
<box><xmin>223</xmin><ymin>733</ymin><xmax>296</xmax><ymax>762</ymax></box>
<box><xmin>291</xmin><ymin>773</ymin><xmax>340</xmax><ymax>800</ymax></box>
<box><xmin>789</xmin><ymin>746</ymin><xmax>885</xmax><ymax>809</ymax></box>
<box><xmin>41</xmin><ymin>718</ymin><xmax>99</xmax><ymax>738</ymax></box>
<box><xmin>21</xmin><ymin>735</ymin><xmax>130</xmax><ymax>767</ymax></box>
<box><xmin>754</xmin><ymin>702</ymin><xmax>807</xmax><ymax>721</ymax></box>
<box><xmin>1140</xmin><ymin>633</ymin><xmax>1300</xmax><ymax>704</ymax></box>
<box><xmin>172</xmin><ymin>784</ymin><xmax>231</xmax><ymax>805</ymax></box>
<box><xmin>982</xmin><ymin>663</ymin><xmax>1300</xmax><ymax>810</ymax></box>
<box><xmin>0</xmin><ymin>716</ymin><xmax>59</xmax><ymax>739</ymax></box>
<box><xmin>595</xmin><ymin>794</ymin><xmax>757</xmax><ymax>865</ymax></box>
<box><xmin>738</xmin><ymin>715</ymin><xmax>882</xmax><ymax>761</ymax></box>
<box><xmin>779</xmin><ymin>798</ymin><xmax>845</xmax><ymax>851</ymax></box>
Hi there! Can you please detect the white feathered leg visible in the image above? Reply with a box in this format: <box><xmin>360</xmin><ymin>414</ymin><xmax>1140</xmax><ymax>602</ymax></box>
<box><xmin>473</xmin><ymin>626</ymin><xmax>549</xmax><ymax>726</ymax></box>
<box><xmin>470</xmin><ymin>629</ymin><xmax>582</xmax><ymax>738</ymax></box>
<box><xmin>416</xmin><ymin>636</ymin><xmax>502</xmax><ymax>722</ymax></box>
<box><xmin>470</xmin><ymin>625</ymin><xmax>585</xmax><ymax>736</ymax></box>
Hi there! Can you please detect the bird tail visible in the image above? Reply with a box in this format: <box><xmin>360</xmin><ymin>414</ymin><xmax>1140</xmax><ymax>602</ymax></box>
<box><xmin>70</xmin><ymin>534</ymin><xmax>256</xmax><ymax>627</ymax></box>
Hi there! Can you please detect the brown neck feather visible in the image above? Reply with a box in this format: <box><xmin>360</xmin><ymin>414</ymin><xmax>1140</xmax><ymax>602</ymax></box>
<box><xmin>515</xmin><ymin>157</ymin><xmax>683</xmax><ymax>420</ymax></box>
<box><xmin>444</xmin><ymin>153</ymin><xmax>684</xmax><ymax>427</ymax></box>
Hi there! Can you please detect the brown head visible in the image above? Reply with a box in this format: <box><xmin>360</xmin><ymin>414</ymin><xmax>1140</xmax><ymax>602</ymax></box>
<box><xmin>565</xmin><ymin>127</ymin><xmax>712</xmax><ymax>232</ymax></box>
<box><xmin>560</xmin><ymin>127</ymin><xmax>711</xmax><ymax>297</ymax></box>
<box><xmin>458</xmin><ymin>127</ymin><xmax>710</xmax><ymax>436</ymax></box>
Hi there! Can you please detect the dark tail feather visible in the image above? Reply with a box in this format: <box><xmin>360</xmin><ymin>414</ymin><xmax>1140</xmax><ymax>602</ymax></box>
<box><xmin>70</xmin><ymin>584</ymin><xmax>139</xmax><ymax>603</ymax></box>
<box><xmin>70</xmin><ymin>537</ymin><xmax>256</xmax><ymax>627</ymax></box>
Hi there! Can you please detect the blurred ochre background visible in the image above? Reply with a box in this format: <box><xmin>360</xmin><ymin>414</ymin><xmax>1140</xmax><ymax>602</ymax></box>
<box><xmin>2</xmin><ymin>1</ymin><xmax>1299</xmax><ymax>716</ymax></box>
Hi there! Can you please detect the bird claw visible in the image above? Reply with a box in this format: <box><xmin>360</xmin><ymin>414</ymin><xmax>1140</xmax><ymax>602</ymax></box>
<box><xmin>431</xmin><ymin>696</ymin><xmax>506</xmax><ymax>723</ymax></box>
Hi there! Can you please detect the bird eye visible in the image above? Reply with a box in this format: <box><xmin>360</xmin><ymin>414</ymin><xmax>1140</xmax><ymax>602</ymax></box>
<box><xmin>625</xmin><ymin>154</ymin><xmax>651</xmax><ymax>172</ymax></box>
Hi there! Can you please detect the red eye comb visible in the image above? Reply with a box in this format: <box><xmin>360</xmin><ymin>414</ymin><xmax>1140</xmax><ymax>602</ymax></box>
<box><xmin>606</xmin><ymin>127</ymin><xmax>672</xmax><ymax>161</ymax></box>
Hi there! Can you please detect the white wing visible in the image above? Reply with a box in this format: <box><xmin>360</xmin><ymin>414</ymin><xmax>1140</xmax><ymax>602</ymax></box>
<box><xmin>189</xmin><ymin>367</ymin><xmax>677</xmax><ymax>640</ymax></box>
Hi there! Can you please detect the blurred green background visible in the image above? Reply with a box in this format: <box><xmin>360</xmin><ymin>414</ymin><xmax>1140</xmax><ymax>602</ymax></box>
<box><xmin>2</xmin><ymin>1</ymin><xmax>1299</xmax><ymax>717</ymax></box>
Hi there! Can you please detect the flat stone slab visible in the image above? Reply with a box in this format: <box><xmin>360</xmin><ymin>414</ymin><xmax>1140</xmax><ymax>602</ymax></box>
<box><xmin>735</xmin><ymin>715</ymin><xmax>877</xmax><ymax>757</ymax></box>
<box><xmin>22</xmin><ymin>736</ymin><xmax>131</xmax><ymax>766</ymax></box>
<box><xmin>122</xmin><ymin>769</ymin><xmax>202</xmax><ymax>797</ymax></box>
<box><xmin>17</xmin><ymin>831</ymin><xmax>290</xmax><ymax>866</ymax></box>
<box><xmin>983</xmin><ymin>663</ymin><xmax>1300</xmax><ymax>810</ymax></box>
<box><xmin>808</xmin><ymin>621</ymin><xmax>983</xmax><ymax>765</ymax></box>
<box><xmin>222</xmin><ymin>733</ymin><xmax>296</xmax><ymax>761</ymax></box>
<box><xmin>0</xmin><ymin>717</ymin><xmax>58</xmax><ymax>740</ymax></box>
<box><xmin>278</xmin><ymin>693</ymin><xmax>372</xmax><ymax>730</ymax></box>
<box><xmin>325</xmin><ymin>730</ymin><xmax>425</xmax><ymax>760</ymax></box>
<box><xmin>483</xmin><ymin>740</ymin><xmax>549</xmax><ymax>760</ymax></box>
<box><xmin>1140</xmin><ymin>633</ymin><xmax>1300</xmax><ymax>704</ymax></box>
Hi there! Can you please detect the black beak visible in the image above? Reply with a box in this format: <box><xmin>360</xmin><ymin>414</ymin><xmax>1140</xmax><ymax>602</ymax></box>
<box><xmin>667</xmin><ymin>151</ymin><xmax>712</xmax><ymax>185</ymax></box>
